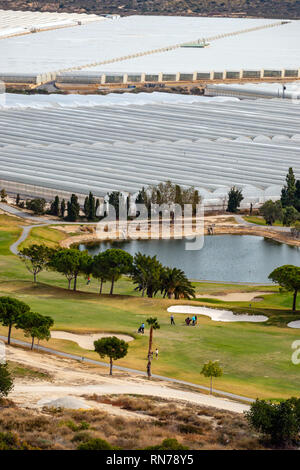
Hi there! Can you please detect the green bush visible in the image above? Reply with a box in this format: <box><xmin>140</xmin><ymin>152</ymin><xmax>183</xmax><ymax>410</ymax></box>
<box><xmin>62</xmin><ymin>419</ymin><xmax>90</xmax><ymax>432</ymax></box>
<box><xmin>0</xmin><ymin>432</ymin><xmax>32</xmax><ymax>450</ymax></box>
<box><xmin>144</xmin><ymin>438</ymin><xmax>189</xmax><ymax>450</ymax></box>
<box><xmin>245</xmin><ymin>398</ymin><xmax>300</xmax><ymax>445</ymax></box>
<box><xmin>0</xmin><ymin>363</ymin><xmax>13</xmax><ymax>398</ymax></box>
<box><xmin>71</xmin><ymin>432</ymin><xmax>92</xmax><ymax>443</ymax></box>
<box><xmin>77</xmin><ymin>438</ymin><xmax>113</xmax><ymax>450</ymax></box>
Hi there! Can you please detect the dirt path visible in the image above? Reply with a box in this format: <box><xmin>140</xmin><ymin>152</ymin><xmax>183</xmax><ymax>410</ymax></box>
<box><xmin>6</xmin><ymin>346</ymin><xmax>249</xmax><ymax>414</ymax></box>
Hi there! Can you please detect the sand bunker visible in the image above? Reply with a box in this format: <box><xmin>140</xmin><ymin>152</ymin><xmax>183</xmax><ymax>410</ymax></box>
<box><xmin>287</xmin><ymin>321</ymin><xmax>300</xmax><ymax>329</ymax></box>
<box><xmin>167</xmin><ymin>306</ymin><xmax>268</xmax><ymax>323</ymax></box>
<box><xmin>38</xmin><ymin>396</ymin><xmax>92</xmax><ymax>410</ymax></box>
<box><xmin>51</xmin><ymin>331</ymin><xmax>134</xmax><ymax>350</ymax></box>
<box><xmin>196</xmin><ymin>292</ymin><xmax>272</xmax><ymax>302</ymax></box>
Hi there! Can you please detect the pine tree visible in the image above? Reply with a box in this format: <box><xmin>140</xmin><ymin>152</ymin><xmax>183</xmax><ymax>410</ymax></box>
<box><xmin>16</xmin><ymin>194</ymin><xmax>20</xmax><ymax>206</ymax></box>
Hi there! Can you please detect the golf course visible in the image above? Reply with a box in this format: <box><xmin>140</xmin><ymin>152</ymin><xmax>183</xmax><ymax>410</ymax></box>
<box><xmin>0</xmin><ymin>211</ymin><xmax>300</xmax><ymax>400</ymax></box>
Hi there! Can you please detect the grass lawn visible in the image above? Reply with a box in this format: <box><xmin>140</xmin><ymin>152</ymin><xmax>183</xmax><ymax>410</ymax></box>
<box><xmin>243</xmin><ymin>216</ymin><xmax>283</xmax><ymax>227</ymax></box>
<box><xmin>0</xmin><ymin>214</ymin><xmax>300</xmax><ymax>399</ymax></box>
<box><xmin>19</xmin><ymin>225</ymin><xmax>69</xmax><ymax>250</ymax></box>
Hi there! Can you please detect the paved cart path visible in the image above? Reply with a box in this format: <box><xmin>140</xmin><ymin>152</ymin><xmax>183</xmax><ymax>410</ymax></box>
<box><xmin>234</xmin><ymin>214</ymin><xmax>291</xmax><ymax>232</ymax></box>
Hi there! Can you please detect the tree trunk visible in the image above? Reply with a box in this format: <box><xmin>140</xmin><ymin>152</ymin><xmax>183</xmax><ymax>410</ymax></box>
<box><xmin>109</xmin><ymin>357</ymin><xmax>113</xmax><ymax>375</ymax></box>
<box><xmin>147</xmin><ymin>326</ymin><xmax>153</xmax><ymax>379</ymax></box>
<box><xmin>31</xmin><ymin>336</ymin><xmax>34</xmax><ymax>350</ymax></box>
<box><xmin>99</xmin><ymin>279</ymin><xmax>103</xmax><ymax>295</ymax></box>
<box><xmin>68</xmin><ymin>278</ymin><xmax>72</xmax><ymax>290</ymax></box>
<box><xmin>293</xmin><ymin>289</ymin><xmax>298</xmax><ymax>311</ymax></box>
<box><xmin>73</xmin><ymin>274</ymin><xmax>77</xmax><ymax>291</ymax></box>
<box><xmin>110</xmin><ymin>276</ymin><xmax>115</xmax><ymax>295</ymax></box>
<box><xmin>7</xmin><ymin>323</ymin><xmax>12</xmax><ymax>345</ymax></box>
<box><xmin>142</xmin><ymin>286</ymin><xmax>146</xmax><ymax>297</ymax></box>
<box><xmin>34</xmin><ymin>272</ymin><xmax>37</xmax><ymax>283</ymax></box>
<box><xmin>210</xmin><ymin>376</ymin><xmax>213</xmax><ymax>395</ymax></box>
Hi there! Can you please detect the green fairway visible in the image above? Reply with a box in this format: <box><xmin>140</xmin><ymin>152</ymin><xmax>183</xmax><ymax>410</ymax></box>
<box><xmin>0</xmin><ymin>213</ymin><xmax>300</xmax><ymax>399</ymax></box>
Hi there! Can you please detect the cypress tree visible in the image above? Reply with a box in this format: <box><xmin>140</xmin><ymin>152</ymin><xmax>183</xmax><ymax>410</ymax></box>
<box><xmin>67</xmin><ymin>194</ymin><xmax>80</xmax><ymax>222</ymax></box>
<box><xmin>281</xmin><ymin>167</ymin><xmax>296</xmax><ymax>208</ymax></box>
<box><xmin>88</xmin><ymin>191</ymin><xmax>96</xmax><ymax>220</ymax></box>
<box><xmin>84</xmin><ymin>196</ymin><xmax>90</xmax><ymax>218</ymax></box>
<box><xmin>61</xmin><ymin>199</ymin><xmax>66</xmax><ymax>218</ymax></box>
<box><xmin>50</xmin><ymin>195</ymin><xmax>60</xmax><ymax>216</ymax></box>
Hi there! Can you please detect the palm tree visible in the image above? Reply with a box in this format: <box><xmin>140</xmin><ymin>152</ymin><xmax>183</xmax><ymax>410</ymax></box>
<box><xmin>132</xmin><ymin>252</ymin><xmax>163</xmax><ymax>298</ymax></box>
<box><xmin>146</xmin><ymin>317</ymin><xmax>160</xmax><ymax>379</ymax></box>
<box><xmin>161</xmin><ymin>267</ymin><xmax>195</xmax><ymax>299</ymax></box>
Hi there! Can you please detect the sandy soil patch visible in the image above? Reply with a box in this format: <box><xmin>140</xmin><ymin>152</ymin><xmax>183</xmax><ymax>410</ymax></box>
<box><xmin>51</xmin><ymin>331</ymin><xmax>134</xmax><ymax>350</ymax></box>
<box><xmin>168</xmin><ymin>306</ymin><xmax>268</xmax><ymax>323</ymax></box>
<box><xmin>196</xmin><ymin>292</ymin><xmax>273</xmax><ymax>302</ymax></box>
<box><xmin>287</xmin><ymin>320</ymin><xmax>300</xmax><ymax>329</ymax></box>
<box><xmin>6</xmin><ymin>346</ymin><xmax>248</xmax><ymax>414</ymax></box>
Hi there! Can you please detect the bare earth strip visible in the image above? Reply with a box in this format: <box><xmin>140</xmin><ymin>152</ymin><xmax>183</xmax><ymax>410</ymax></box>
<box><xmin>6</xmin><ymin>346</ymin><xmax>249</xmax><ymax>414</ymax></box>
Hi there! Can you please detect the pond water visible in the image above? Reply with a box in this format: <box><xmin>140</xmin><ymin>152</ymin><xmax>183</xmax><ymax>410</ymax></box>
<box><xmin>79</xmin><ymin>235</ymin><xmax>300</xmax><ymax>284</ymax></box>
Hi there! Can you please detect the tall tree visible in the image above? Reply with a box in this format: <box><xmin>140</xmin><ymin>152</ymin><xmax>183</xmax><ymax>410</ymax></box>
<box><xmin>161</xmin><ymin>267</ymin><xmax>195</xmax><ymax>299</ymax></box>
<box><xmin>0</xmin><ymin>297</ymin><xmax>30</xmax><ymax>345</ymax></box>
<box><xmin>269</xmin><ymin>265</ymin><xmax>300</xmax><ymax>311</ymax></box>
<box><xmin>50</xmin><ymin>249</ymin><xmax>92</xmax><ymax>291</ymax></box>
<box><xmin>146</xmin><ymin>317</ymin><xmax>160</xmax><ymax>379</ymax></box>
<box><xmin>49</xmin><ymin>196</ymin><xmax>60</xmax><ymax>216</ymax></box>
<box><xmin>19</xmin><ymin>244</ymin><xmax>54</xmax><ymax>283</ymax></box>
<box><xmin>94</xmin><ymin>336</ymin><xmax>128</xmax><ymax>375</ymax></box>
<box><xmin>132</xmin><ymin>252</ymin><xmax>162</xmax><ymax>298</ymax></box>
<box><xmin>66</xmin><ymin>194</ymin><xmax>80</xmax><ymax>222</ymax></box>
<box><xmin>108</xmin><ymin>191</ymin><xmax>121</xmax><ymax>219</ymax></box>
<box><xmin>60</xmin><ymin>199</ymin><xmax>66</xmax><ymax>218</ymax></box>
<box><xmin>100</xmin><ymin>249</ymin><xmax>133</xmax><ymax>295</ymax></box>
<box><xmin>227</xmin><ymin>187</ymin><xmax>243</xmax><ymax>213</ymax></box>
<box><xmin>16</xmin><ymin>194</ymin><xmax>20</xmax><ymax>206</ymax></box>
<box><xmin>18</xmin><ymin>312</ymin><xmax>54</xmax><ymax>350</ymax></box>
<box><xmin>91</xmin><ymin>252</ymin><xmax>110</xmax><ymax>294</ymax></box>
<box><xmin>281</xmin><ymin>167</ymin><xmax>296</xmax><ymax>208</ymax></box>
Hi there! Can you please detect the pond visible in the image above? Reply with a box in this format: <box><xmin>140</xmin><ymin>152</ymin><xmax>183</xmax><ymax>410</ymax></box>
<box><xmin>79</xmin><ymin>235</ymin><xmax>300</xmax><ymax>284</ymax></box>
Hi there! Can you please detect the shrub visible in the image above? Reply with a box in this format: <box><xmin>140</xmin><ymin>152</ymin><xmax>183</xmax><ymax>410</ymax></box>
<box><xmin>0</xmin><ymin>363</ymin><xmax>13</xmax><ymax>398</ymax></box>
<box><xmin>0</xmin><ymin>431</ymin><xmax>32</xmax><ymax>450</ymax></box>
<box><xmin>245</xmin><ymin>398</ymin><xmax>300</xmax><ymax>445</ymax></box>
<box><xmin>144</xmin><ymin>438</ymin><xmax>189</xmax><ymax>450</ymax></box>
<box><xmin>77</xmin><ymin>438</ymin><xmax>114</xmax><ymax>450</ymax></box>
<box><xmin>71</xmin><ymin>432</ymin><xmax>92</xmax><ymax>443</ymax></box>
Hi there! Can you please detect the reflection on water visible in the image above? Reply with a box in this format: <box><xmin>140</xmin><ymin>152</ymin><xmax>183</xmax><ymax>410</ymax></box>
<box><xmin>79</xmin><ymin>235</ymin><xmax>300</xmax><ymax>284</ymax></box>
